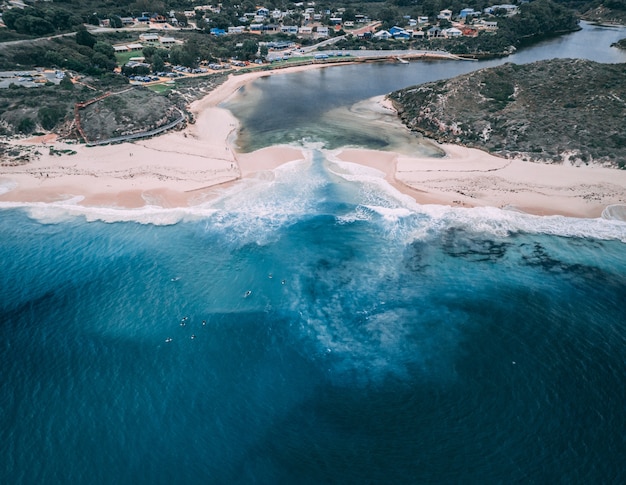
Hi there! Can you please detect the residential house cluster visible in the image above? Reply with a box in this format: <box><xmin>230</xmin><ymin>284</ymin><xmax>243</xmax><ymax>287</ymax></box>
<box><xmin>113</xmin><ymin>34</ymin><xmax>181</xmax><ymax>53</ymax></box>
<box><xmin>369</xmin><ymin>4</ymin><xmax>516</xmax><ymax>41</ymax></box>
<box><xmin>100</xmin><ymin>2</ymin><xmax>514</xmax><ymax>44</ymax></box>
<box><xmin>208</xmin><ymin>4</ymin><xmax>363</xmax><ymax>40</ymax></box>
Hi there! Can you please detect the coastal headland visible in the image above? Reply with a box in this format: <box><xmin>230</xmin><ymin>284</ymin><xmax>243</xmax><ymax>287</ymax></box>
<box><xmin>1</xmin><ymin>63</ymin><xmax>625</xmax><ymax>219</ymax></box>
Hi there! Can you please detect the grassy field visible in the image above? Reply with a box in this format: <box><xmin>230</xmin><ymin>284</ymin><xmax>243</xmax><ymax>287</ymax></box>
<box><xmin>147</xmin><ymin>83</ymin><xmax>174</xmax><ymax>94</ymax></box>
<box><xmin>115</xmin><ymin>51</ymin><xmax>143</xmax><ymax>66</ymax></box>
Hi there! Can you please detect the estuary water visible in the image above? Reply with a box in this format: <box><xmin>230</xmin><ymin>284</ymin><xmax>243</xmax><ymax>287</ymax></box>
<box><xmin>1</xmin><ymin>23</ymin><xmax>626</xmax><ymax>484</ymax></box>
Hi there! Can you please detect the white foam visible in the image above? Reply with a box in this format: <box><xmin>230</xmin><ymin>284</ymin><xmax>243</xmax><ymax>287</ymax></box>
<box><xmin>1</xmin><ymin>148</ymin><xmax>625</xmax><ymax>242</ymax></box>
<box><xmin>602</xmin><ymin>204</ymin><xmax>626</xmax><ymax>222</ymax></box>
<box><xmin>0</xmin><ymin>197</ymin><xmax>218</xmax><ymax>225</ymax></box>
<box><xmin>412</xmin><ymin>204</ymin><xmax>626</xmax><ymax>243</ymax></box>
<box><xmin>0</xmin><ymin>179</ymin><xmax>17</xmax><ymax>196</ymax></box>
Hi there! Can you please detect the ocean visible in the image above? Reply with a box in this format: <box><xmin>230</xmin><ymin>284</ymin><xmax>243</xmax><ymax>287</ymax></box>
<box><xmin>2</xmin><ymin>22</ymin><xmax>626</xmax><ymax>484</ymax></box>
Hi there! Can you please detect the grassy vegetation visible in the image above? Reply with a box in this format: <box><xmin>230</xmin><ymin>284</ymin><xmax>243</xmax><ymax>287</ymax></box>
<box><xmin>147</xmin><ymin>83</ymin><xmax>175</xmax><ymax>94</ymax></box>
<box><xmin>115</xmin><ymin>51</ymin><xmax>141</xmax><ymax>66</ymax></box>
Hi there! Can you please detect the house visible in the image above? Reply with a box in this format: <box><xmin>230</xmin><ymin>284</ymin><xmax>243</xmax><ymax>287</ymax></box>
<box><xmin>408</xmin><ymin>19</ymin><xmax>417</xmax><ymax>27</ymax></box>
<box><xmin>299</xmin><ymin>26</ymin><xmax>313</xmax><ymax>35</ymax></box>
<box><xmin>427</xmin><ymin>26</ymin><xmax>441</xmax><ymax>37</ymax></box>
<box><xmin>127</xmin><ymin>43</ymin><xmax>144</xmax><ymax>51</ymax></box>
<box><xmin>444</xmin><ymin>27</ymin><xmax>462</xmax><ymax>37</ymax></box>
<box><xmin>476</xmin><ymin>19</ymin><xmax>498</xmax><ymax>29</ymax></box>
<box><xmin>280</xmin><ymin>25</ymin><xmax>299</xmax><ymax>34</ymax></box>
<box><xmin>373</xmin><ymin>30</ymin><xmax>391</xmax><ymax>40</ymax></box>
<box><xmin>139</xmin><ymin>33</ymin><xmax>159</xmax><ymax>42</ymax></box>
<box><xmin>210</xmin><ymin>28</ymin><xmax>226</xmax><ymax>35</ymax></box>
<box><xmin>394</xmin><ymin>30</ymin><xmax>411</xmax><ymax>39</ymax></box>
<box><xmin>389</xmin><ymin>25</ymin><xmax>412</xmax><ymax>39</ymax></box>
<box><xmin>413</xmin><ymin>30</ymin><xmax>425</xmax><ymax>38</ymax></box>
<box><xmin>484</xmin><ymin>4</ymin><xmax>519</xmax><ymax>16</ymax></box>
<box><xmin>114</xmin><ymin>45</ymin><xmax>130</xmax><ymax>52</ymax></box>
<box><xmin>343</xmin><ymin>21</ymin><xmax>355</xmax><ymax>28</ymax></box>
<box><xmin>256</xmin><ymin>8</ymin><xmax>269</xmax><ymax>17</ymax></box>
<box><xmin>317</xmin><ymin>26</ymin><xmax>329</xmax><ymax>37</ymax></box>
<box><xmin>249</xmin><ymin>23</ymin><xmax>263</xmax><ymax>31</ymax></box>
<box><xmin>120</xmin><ymin>17</ymin><xmax>135</xmax><ymax>25</ymax></box>
<box><xmin>355</xmin><ymin>15</ymin><xmax>371</xmax><ymax>24</ymax></box>
<box><xmin>459</xmin><ymin>8</ymin><xmax>478</xmax><ymax>19</ymax></box>
<box><xmin>418</xmin><ymin>16</ymin><xmax>429</xmax><ymax>24</ymax></box>
<box><xmin>329</xmin><ymin>17</ymin><xmax>342</xmax><ymax>25</ymax></box>
<box><xmin>228</xmin><ymin>26</ymin><xmax>246</xmax><ymax>34</ymax></box>
<box><xmin>159</xmin><ymin>36</ymin><xmax>176</xmax><ymax>46</ymax></box>
<box><xmin>438</xmin><ymin>9</ymin><xmax>452</xmax><ymax>20</ymax></box>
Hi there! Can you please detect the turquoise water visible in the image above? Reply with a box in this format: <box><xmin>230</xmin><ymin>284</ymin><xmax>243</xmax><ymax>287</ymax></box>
<box><xmin>3</xmin><ymin>23</ymin><xmax>626</xmax><ymax>484</ymax></box>
<box><xmin>2</xmin><ymin>155</ymin><xmax>626</xmax><ymax>483</ymax></box>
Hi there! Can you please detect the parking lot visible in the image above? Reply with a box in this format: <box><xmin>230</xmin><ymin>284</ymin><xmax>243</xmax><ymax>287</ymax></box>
<box><xmin>0</xmin><ymin>70</ymin><xmax>64</xmax><ymax>89</ymax></box>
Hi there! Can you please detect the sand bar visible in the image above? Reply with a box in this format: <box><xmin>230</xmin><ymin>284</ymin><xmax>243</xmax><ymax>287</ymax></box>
<box><xmin>1</xmin><ymin>64</ymin><xmax>625</xmax><ymax>219</ymax></box>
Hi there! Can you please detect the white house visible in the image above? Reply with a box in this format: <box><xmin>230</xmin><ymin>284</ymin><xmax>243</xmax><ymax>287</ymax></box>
<box><xmin>139</xmin><ymin>33</ymin><xmax>159</xmax><ymax>42</ymax></box>
<box><xmin>159</xmin><ymin>36</ymin><xmax>176</xmax><ymax>46</ymax></box>
<box><xmin>373</xmin><ymin>30</ymin><xmax>391</xmax><ymax>40</ymax></box>
<box><xmin>438</xmin><ymin>9</ymin><xmax>453</xmax><ymax>20</ymax></box>
<box><xmin>444</xmin><ymin>27</ymin><xmax>462</xmax><ymax>37</ymax></box>
<box><xmin>317</xmin><ymin>26</ymin><xmax>329</xmax><ymax>37</ymax></box>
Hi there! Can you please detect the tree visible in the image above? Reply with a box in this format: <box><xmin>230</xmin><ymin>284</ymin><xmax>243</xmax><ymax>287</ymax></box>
<box><xmin>18</xmin><ymin>118</ymin><xmax>35</xmax><ymax>134</ymax></box>
<box><xmin>143</xmin><ymin>46</ymin><xmax>157</xmax><ymax>60</ymax></box>
<box><xmin>109</xmin><ymin>16</ymin><xmax>123</xmax><ymax>29</ymax></box>
<box><xmin>14</xmin><ymin>15</ymin><xmax>55</xmax><ymax>35</ymax></box>
<box><xmin>152</xmin><ymin>53</ymin><xmax>165</xmax><ymax>72</ymax></box>
<box><xmin>87</xmin><ymin>14</ymin><xmax>100</xmax><ymax>26</ymax></box>
<box><xmin>59</xmin><ymin>74</ymin><xmax>74</xmax><ymax>90</ymax></box>
<box><xmin>38</xmin><ymin>106</ymin><xmax>66</xmax><ymax>131</ymax></box>
<box><xmin>76</xmin><ymin>28</ymin><xmax>97</xmax><ymax>48</ymax></box>
<box><xmin>174</xmin><ymin>12</ymin><xmax>188</xmax><ymax>27</ymax></box>
<box><xmin>260</xmin><ymin>44</ymin><xmax>269</xmax><ymax>59</ymax></box>
<box><xmin>238</xmin><ymin>39</ymin><xmax>259</xmax><ymax>61</ymax></box>
<box><xmin>92</xmin><ymin>53</ymin><xmax>116</xmax><ymax>71</ymax></box>
<box><xmin>93</xmin><ymin>41</ymin><xmax>116</xmax><ymax>61</ymax></box>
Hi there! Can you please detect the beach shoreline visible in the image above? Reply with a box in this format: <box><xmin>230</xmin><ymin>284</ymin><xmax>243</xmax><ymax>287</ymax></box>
<box><xmin>1</xmin><ymin>63</ymin><xmax>625</xmax><ymax>219</ymax></box>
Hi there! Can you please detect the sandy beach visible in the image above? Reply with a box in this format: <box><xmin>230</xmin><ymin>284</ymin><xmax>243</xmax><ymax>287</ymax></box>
<box><xmin>1</xmin><ymin>63</ymin><xmax>625</xmax><ymax>219</ymax></box>
<box><xmin>336</xmin><ymin>144</ymin><xmax>626</xmax><ymax>219</ymax></box>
